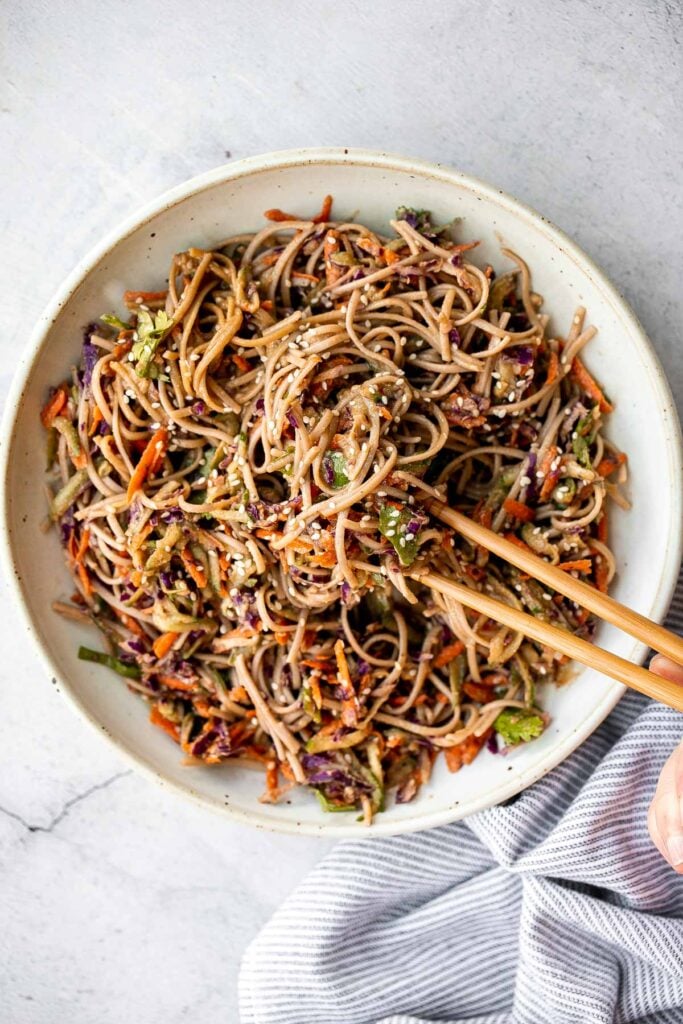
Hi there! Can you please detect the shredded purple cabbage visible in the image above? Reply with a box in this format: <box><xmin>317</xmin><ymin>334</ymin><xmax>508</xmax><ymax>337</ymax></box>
<box><xmin>82</xmin><ymin>338</ymin><xmax>98</xmax><ymax>395</ymax></box>
<box><xmin>321</xmin><ymin>456</ymin><xmax>335</xmax><ymax>486</ymax></box>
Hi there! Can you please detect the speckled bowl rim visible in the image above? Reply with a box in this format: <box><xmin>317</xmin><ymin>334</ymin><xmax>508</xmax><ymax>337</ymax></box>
<box><xmin>2</xmin><ymin>148</ymin><xmax>681</xmax><ymax>837</ymax></box>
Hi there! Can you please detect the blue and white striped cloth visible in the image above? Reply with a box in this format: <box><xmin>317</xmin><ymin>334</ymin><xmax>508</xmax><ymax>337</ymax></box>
<box><xmin>240</xmin><ymin>575</ymin><xmax>683</xmax><ymax>1024</ymax></box>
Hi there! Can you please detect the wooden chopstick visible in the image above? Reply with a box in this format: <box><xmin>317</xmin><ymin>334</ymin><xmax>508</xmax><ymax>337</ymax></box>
<box><xmin>428</xmin><ymin>499</ymin><xmax>683</xmax><ymax>666</ymax></box>
<box><xmin>411</xmin><ymin>569</ymin><xmax>683</xmax><ymax>713</ymax></box>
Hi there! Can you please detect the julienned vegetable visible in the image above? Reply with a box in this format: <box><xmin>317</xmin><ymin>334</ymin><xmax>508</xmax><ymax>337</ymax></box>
<box><xmin>78</xmin><ymin>646</ymin><xmax>142</xmax><ymax>679</ymax></box>
<box><xmin>42</xmin><ymin>199</ymin><xmax>626</xmax><ymax>824</ymax></box>
<box><xmin>378</xmin><ymin>505</ymin><xmax>422</xmax><ymax>566</ymax></box>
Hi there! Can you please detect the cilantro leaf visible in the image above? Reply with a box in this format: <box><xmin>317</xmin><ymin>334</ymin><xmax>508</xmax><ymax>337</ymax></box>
<box><xmin>100</xmin><ymin>313</ymin><xmax>131</xmax><ymax>331</ymax></box>
<box><xmin>131</xmin><ymin>310</ymin><xmax>174</xmax><ymax>378</ymax></box>
<box><xmin>321</xmin><ymin>450</ymin><xmax>349</xmax><ymax>488</ymax></box>
<box><xmin>494</xmin><ymin>708</ymin><xmax>545</xmax><ymax>746</ymax></box>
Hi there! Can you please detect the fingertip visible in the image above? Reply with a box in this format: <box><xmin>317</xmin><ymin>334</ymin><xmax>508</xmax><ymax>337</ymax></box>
<box><xmin>650</xmin><ymin>654</ymin><xmax>683</xmax><ymax>686</ymax></box>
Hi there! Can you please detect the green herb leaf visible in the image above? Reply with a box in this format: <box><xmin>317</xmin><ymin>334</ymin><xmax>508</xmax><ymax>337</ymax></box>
<box><xmin>100</xmin><ymin>313</ymin><xmax>131</xmax><ymax>331</ymax></box>
<box><xmin>494</xmin><ymin>707</ymin><xmax>545</xmax><ymax>746</ymax></box>
<box><xmin>131</xmin><ymin>310</ymin><xmax>174</xmax><ymax>378</ymax></box>
<box><xmin>322</xmin><ymin>450</ymin><xmax>349</xmax><ymax>488</ymax></box>
<box><xmin>378</xmin><ymin>504</ymin><xmax>421</xmax><ymax>566</ymax></box>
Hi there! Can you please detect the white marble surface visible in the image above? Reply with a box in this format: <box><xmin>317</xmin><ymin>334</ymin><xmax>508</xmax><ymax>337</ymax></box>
<box><xmin>1</xmin><ymin>2</ymin><xmax>681</xmax><ymax>1021</ymax></box>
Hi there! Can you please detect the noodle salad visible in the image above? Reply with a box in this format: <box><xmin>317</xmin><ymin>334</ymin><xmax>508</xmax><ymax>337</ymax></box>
<box><xmin>41</xmin><ymin>198</ymin><xmax>628</xmax><ymax>822</ymax></box>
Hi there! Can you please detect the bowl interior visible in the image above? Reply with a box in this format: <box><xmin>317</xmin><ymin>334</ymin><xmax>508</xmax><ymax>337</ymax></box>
<box><xmin>3</xmin><ymin>152</ymin><xmax>681</xmax><ymax>836</ymax></box>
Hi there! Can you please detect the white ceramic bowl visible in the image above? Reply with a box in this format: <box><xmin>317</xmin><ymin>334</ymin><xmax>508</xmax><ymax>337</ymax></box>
<box><xmin>2</xmin><ymin>149</ymin><xmax>681</xmax><ymax>837</ymax></box>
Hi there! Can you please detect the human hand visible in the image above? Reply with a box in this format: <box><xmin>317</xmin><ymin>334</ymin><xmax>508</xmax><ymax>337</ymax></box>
<box><xmin>647</xmin><ymin>655</ymin><xmax>683</xmax><ymax>873</ymax></box>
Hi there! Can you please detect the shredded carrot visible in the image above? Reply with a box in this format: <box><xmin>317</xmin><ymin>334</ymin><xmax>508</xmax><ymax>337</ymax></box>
<box><xmin>503</xmin><ymin>498</ymin><xmax>536</xmax><ymax>523</ymax></box>
<box><xmin>71</xmin><ymin>450</ymin><xmax>88</xmax><ymax>470</ymax></box>
<box><xmin>254</xmin><ymin>527</ymin><xmax>278</xmax><ymax>540</ymax></box>
<box><xmin>383</xmin><ymin>248</ymin><xmax>401</xmax><ymax>265</ymax></box>
<box><xmin>114</xmin><ymin>609</ymin><xmax>147</xmax><ymax>639</ymax></box>
<box><xmin>356</xmin><ymin>236</ymin><xmax>382</xmax><ymax>257</ymax></box>
<box><xmin>475</xmin><ymin>503</ymin><xmax>493</xmax><ymax>529</ymax></box>
<box><xmin>228</xmin><ymin>685</ymin><xmax>249</xmax><ymax>703</ymax></box>
<box><xmin>261</xmin><ymin>300</ymin><xmax>274</xmax><ymax>312</ymax></box>
<box><xmin>323</xmin><ymin>229</ymin><xmax>344</xmax><ymax>286</ymax></box>
<box><xmin>300</xmin><ymin>657</ymin><xmax>333</xmax><ymax>672</ymax></box>
<box><xmin>545</xmin><ymin>350</ymin><xmax>559</xmax><ymax>386</ymax></box>
<box><xmin>76</xmin><ymin>563</ymin><xmax>92</xmax><ymax>597</ymax></box>
<box><xmin>311</xmin><ymin>194</ymin><xmax>333</xmax><ymax>224</ymax></box>
<box><xmin>597</xmin><ymin>452</ymin><xmax>627</xmax><ymax>477</ymax></box>
<box><xmin>309</xmin><ymin>674</ymin><xmax>322</xmax><ymax>710</ymax></box>
<box><xmin>463</xmin><ymin>681</ymin><xmax>495</xmax><ymax>703</ymax></box>
<box><xmin>263</xmin><ymin>207</ymin><xmax>299</xmax><ymax>222</ymax></box>
<box><xmin>597</xmin><ymin>514</ymin><xmax>608</xmax><ymax>544</ymax></box>
<box><xmin>112</xmin><ymin>339</ymin><xmax>133</xmax><ymax>362</ymax></box>
<box><xmin>503</xmin><ymin>531</ymin><xmax>534</xmax><ymax>554</ymax></box>
<box><xmin>291</xmin><ymin>271</ymin><xmax>320</xmax><ymax>284</ymax></box>
<box><xmin>274</xmin><ymin>631</ymin><xmax>289</xmax><ymax>645</ymax></box>
<box><xmin>152</xmin><ymin>631</ymin><xmax>179</xmax><ymax>659</ymax></box>
<box><xmin>40</xmin><ymin>385</ymin><xmax>68</xmax><ymax>428</ymax></box>
<box><xmin>127</xmin><ymin>426</ymin><xmax>168</xmax><ymax>501</ymax></box>
<box><xmin>539</xmin><ymin>445</ymin><xmax>561</xmax><ymax>502</ymax></box>
<box><xmin>283</xmin><ymin>537</ymin><xmax>314</xmax><ymax>553</ymax></box>
<box><xmin>123</xmin><ymin>289</ymin><xmax>168</xmax><ymax>304</ymax></box>
<box><xmin>264</xmin><ymin>760</ymin><xmax>279</xmax><ymax>798</ymax></box>
<box><xmin>150</xmin><ymin>706</ymin><xmax>180</xmax><ymax>740</ymax></box>
<box><xmin>129</xmin><ymin>568</ymin><xmax>143</xmax><ymax>588</ymax></box>
<box><xmin>444</xmin><ymin>730</ymin><xmax>490</xmax><ymax>772</ymax></box>
<box><xmin>157</xmin><ymin>673</ymin><xmax>196</xmax><ymax>693</ymax></box>
<box><xmin>70</xmin><ymin>528</ymin><xmax>92</xmax><ymax>597</ymax></box>
<box><xmin>570</xmin><ymin>357</ymin><xmax>613</xmax><ymax>413</ymax></box>
<box><xmin>88</xmin><ymin>405</ymin><xmax>105</xmax><ymax>437</ymax></box>
<box><xmin>232</xmin><ymin>353</ymin><xmax>251</xmax><ymax>373</ymax></box>
<box><xmin>557</xmin><ymin>559</ymin><xmax>592</xmax><ymax>573</ymax></box>
<box><xmin>433</xmin><ymin>641</ymin><xmax>465</xmax><ymax>669</ymax></box>
<box><xmin>310</xmin><ymin>551</ymin><xmax>337</xmax><ymax>568</ymax></box>
<box><xmin>593</xmin><ymin>552</ymin><xmax>609</xmax><ymax>593</ymax></box>
<box><xmin>334</xmin><ymin>638</ymin><xmax>359</xmax><ymax>727</ymax></box>
<box><xmin>181</xmin><ymin>547</ymin><xmax>207</xmax><ymax>590</ymax></box>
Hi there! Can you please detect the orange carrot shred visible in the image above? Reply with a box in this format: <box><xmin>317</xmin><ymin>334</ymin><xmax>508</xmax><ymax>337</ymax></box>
<box><xmin>503</xmin><ymin>498</ymin><xmax>535</xmax><ymax>522</ymax></box>
<box><xmin>123</xmin><ymin>290</ymin><xmax>168</xmax><ymax>304</ymax></box>
<box><xmin>40</xmin><ymin>386</ymin><xmax>68</xmax><ymax>428</ymax></box>
<box><xmin>181</xmin><ymin>547</ymin><xmax>207</xmax><ymax>590</ymax></box>
<box><xmin>150</xmin><ymin>706</ymin><xmax>180</xmax><ymax>740</ymax></box>
<box><xmin>263</xmin><ymin>207</ymin><xmax>299</xmax><ymax>222</ymax></box>
<box><xmin>545</xmin><ymin>351</ymin><xmax>559</xmax><ymax>386</ymax></box>
<box><xmin>88</xmin><ymin>405</ymin><xmax>105</xmax><ymax>437</ymax></box>
<box><xmin>157</xmin><ymin>673</ymin><xmax>196</xmax><ymax>693</ymax></box>
<box><xmin>232</xmin><ymin>353</ymin><xmax>251</xmax><ymax>373</ymax></box>
<box><xmin>570</xmin><ymin>357</ymin><xmax>613</xmax><ymax>413</ymax></box>
<box><xmin>127</xmin><ymin>426</ymin><xmax>168</xmax><ymax>501</ymax></box>
<box><xmin>597</xmin><ymin>515</ymin><xmax>608</xmax><ymax>544</ymax></box>
<box><xmin>557</xmin><ymin>559</ymin><xmax>592</xmax><ymax>573</ymax></box>
<box><xmin>597</xmin><ymin>452</ymin><xmax>627</xmax><ymax>477</ymax></box>
<box><xmin>311</xmin><ymin>195</ymin><xmax>333</xmax><ymax>224</ymax></box>
<box><xmin>433</xmin><ymin>641</ymin><xmax>465</xmax><ymax>669</ymax></box>
<box><xmin>152</xmin><ymin>632</ymin><xmax>179</xmax><ymax>659</ymax></box>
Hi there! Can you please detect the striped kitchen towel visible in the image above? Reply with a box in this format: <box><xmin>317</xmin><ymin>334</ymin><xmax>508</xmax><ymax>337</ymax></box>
<box><xmin>240</xmin><ymin>574</ymin><xmax>683</xmax><ymax>1024</ymax></box>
